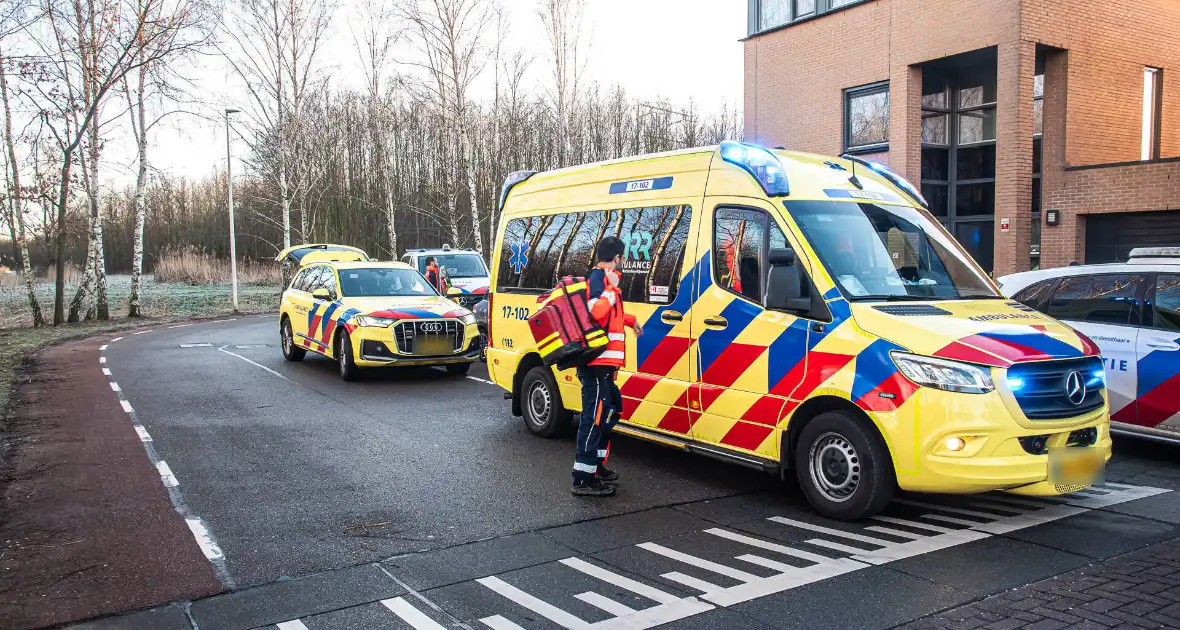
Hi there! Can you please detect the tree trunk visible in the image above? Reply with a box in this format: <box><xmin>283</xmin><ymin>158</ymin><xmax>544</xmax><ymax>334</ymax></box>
<box><xmin>68</xmin><ymin>210</ymin><xmax>98</xmax><ymax>323</ymax></box>
<box><xmin>461</xmin><ymin>118</ymin><xmax>483</xmax><ymax>253</ymax></box>
<box><xmin>129</xmin><ymin>67</ymin><xmax>148</xmax><ymax>317</ymax></box>
<box><xmin>0</xmin><ymin>47</ymin><xmax>44</xmax><ymax>327</ymax></box>
<box><xmin>52</xmin><ymin>152</ymin><xmax>73</xmax><ymax>326</ymax></box>
<box><xmin>280</xmin><ymin>163</ymin><xmax>292</xmax><ymax>248</ymax></box>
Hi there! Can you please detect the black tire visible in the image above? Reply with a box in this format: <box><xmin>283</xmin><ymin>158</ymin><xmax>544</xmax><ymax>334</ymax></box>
<box><xmin>793</xmin><ymin>410</ymin><xmax>895</xmax><ymax>521</ymax></box>
<box><xmin>478</xmin><ymin>328</ymin><xmax>488</xmax><ymax>362</ymax></box>
<box><xmin>446</xmin><ymin>362</ymin><xmax>472</xmax><ymax>375</ymax></box>
<box><xmin>521</xmin><ymin>366</ymin><xmax>572</xmax><ymax>438</ymax></box>
<box><xmin>336</xmin><ymin>330</ymin><xmax>360</xmax><ymax>381</ymax></box>
<box><xmin>281</xmin><ymin>317</ymin><xmax>306</xmax><ymax>362</ymax></box>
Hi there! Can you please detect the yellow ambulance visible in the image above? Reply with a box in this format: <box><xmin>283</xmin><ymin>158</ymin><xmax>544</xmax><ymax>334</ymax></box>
<box><xmin>487</xmin><ymin>142</ymin><xmax>1111</xmax><ymax>520</ymax></box>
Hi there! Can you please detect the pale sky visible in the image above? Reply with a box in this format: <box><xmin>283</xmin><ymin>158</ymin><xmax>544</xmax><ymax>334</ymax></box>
<box><xmin>145</xmin><ymin>0</ymin><xmax>746</xmax><ymax>183</ymax></box>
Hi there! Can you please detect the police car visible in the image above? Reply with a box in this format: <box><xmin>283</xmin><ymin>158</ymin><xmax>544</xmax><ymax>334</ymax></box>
<box><xmin>401</xmin><ymin>246</ymin><xmax>490</xmax><ymax>309</ymax></box>
<box><xmin>999</xmin><ymin>248</ymin><xmax>1180</xmax><ymax>444</ymax></box>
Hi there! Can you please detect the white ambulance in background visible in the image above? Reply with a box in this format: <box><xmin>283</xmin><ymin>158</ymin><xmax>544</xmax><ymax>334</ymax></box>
<box><xmin>999</xmin><ymin>248</ymin><xmax>1180</xmax><ymax>444</ymax></box>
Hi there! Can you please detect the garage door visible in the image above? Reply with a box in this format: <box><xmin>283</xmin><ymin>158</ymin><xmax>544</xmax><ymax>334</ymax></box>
<box><xmin>1086</xmin><ymin>210</ymin><xmax>1180</xmax><ymax>264</ymax></box>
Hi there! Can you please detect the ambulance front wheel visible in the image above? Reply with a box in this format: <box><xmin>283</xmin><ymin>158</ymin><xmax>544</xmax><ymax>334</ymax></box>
<box><xmin>522</xmin><ymin>366</ymin><xmax>572</xmax><ymax>438</ymax></box>
<box><xmin>794</xmin><ymin>410</ymin><xmax>895</xmax><ymax>521</ymax></box>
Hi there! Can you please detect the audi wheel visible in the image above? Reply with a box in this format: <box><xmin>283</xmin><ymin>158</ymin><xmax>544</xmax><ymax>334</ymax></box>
<box><xmin>281</xmin><ymin>317</ymin><xmax>305</xmax><ymax>362</ymax></box>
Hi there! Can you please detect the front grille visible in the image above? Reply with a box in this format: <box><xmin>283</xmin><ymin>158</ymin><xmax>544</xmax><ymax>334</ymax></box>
<box><xmin>1007</xmin><ymin>357</ymin><xmax>1105</xmax><ymax>420</ymax></box>
<box><xmin>393</xmin><ymin>320</ymin><xmax>464</xmax><ymax>356</ymax></box>
<box><xmin>454</xmin><ymin>294</ymin><xmax>485</xmax><ymax>308</ymax></box>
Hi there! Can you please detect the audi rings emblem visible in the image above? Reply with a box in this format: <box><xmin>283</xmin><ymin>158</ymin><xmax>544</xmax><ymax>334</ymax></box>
<box><xmin>1065</xmin><ymin>371</ymin><xmax>1087</xmax><ymax>406</ymax></box>
<box><xmin>420</xmin><ymin>322</ymin><xmax>444</xmax><ymax>333</ymax></box>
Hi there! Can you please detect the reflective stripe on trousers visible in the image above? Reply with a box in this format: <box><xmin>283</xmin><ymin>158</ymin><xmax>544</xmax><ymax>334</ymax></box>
<box><xmin>573</xmin><ymin>365</ymin><xmax>621</xmax><ymax>482</ymax></box>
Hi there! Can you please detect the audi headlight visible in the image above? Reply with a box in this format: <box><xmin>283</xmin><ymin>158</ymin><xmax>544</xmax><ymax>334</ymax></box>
<box><xmin>891</xmin><ymin>352</ymin><xmax>994</xmax><ymax>394</ymax></box>
<box><xmin>353</xmin><ymin>315</ymin><xmax>395</xmax><ymax>328</ymax></box>
<box><xmin>458</xmin><ymin>313</ymin><xmax>476</xmax><ymax>325</ymax></box>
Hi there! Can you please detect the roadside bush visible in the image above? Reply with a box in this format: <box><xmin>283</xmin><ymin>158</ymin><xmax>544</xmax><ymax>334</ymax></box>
<box><xmin>153</xmin><ymin>246</ymin><xmax>280</xmax><ymax>285</ymax></box>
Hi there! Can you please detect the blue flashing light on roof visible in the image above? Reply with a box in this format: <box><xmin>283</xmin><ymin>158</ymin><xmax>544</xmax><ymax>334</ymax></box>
<box><xmin>719</xmin><ymin>141</ymin><xmax>790</xmax><ymax>197</ymax></box>
<box><xmin>842</xmin><ymin>154</ymin><xmax>929</xmax><ymax>209</ymax></box>
<box><xmin>498</xmin><ymin>170</ymin><xmax>537</xmax><ymax>212</ymax></box>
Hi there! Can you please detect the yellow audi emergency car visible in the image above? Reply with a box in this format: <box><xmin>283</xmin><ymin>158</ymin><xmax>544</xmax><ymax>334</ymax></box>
<box><xmin>279</xmin><ymin>259</ymin><xmax>480</xmax><ymax>380</ymax></box>
<box><xmin>487</xmin><ymin>142</ymin><xmax>1111</xmax><ymax>520</ymax></box>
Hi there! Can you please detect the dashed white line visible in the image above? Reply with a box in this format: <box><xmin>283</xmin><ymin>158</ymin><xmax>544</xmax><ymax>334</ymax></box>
<box><xmin>102</xmin><ymin>368</ymin><xmax>112</xmax><ymax>376</ymax></box>
<box><xmin>275</xmin><ymin>621</ymin><xmax>309</xmax><ymax>630</ymax></box>
<box><xmin>180</xmin><ymin>343</ymin><xmax>213</xmax><ymax>348</ymax></box>
<box><xmin>217</xmin><ymin>346</ymin><xmax>292</xmax><ymax>382</ymax></box>
<box><xmin>381</xmin><ymin>597</ymin><xmax>449</xmax><ymax>630</ymax></box>
<box><xmin>99</xmin><ymin>356</ymin><xmax>106</xmax><ymax>364</ymax></box>
<box><xmin>168</xmin><ymin>323</ymin><xmax>194</xmax><ymax>329</ymax></box>
<box><xmin>133</xmin><ymin>329</ymin><xmax>153</xmax><ymax>335</ymax></box>
<box><xmin>185</xmin><ymin>518</ymin><xmax>224</xmax><ymax>560</ymax></box>
<box><xmin>110</xmin><ymin>382</ymin><xmax>121</xmax><ymax>392</ymax></box>
<box><xmin>466</xmin><ymin>375</ymin><xmax>494</xmax><ymax>385</ymax></box>
<box><xmin>134</xmin><ymin>425</ymin><xmax>152</xmax><ymax>442</ymax></box>
<box><xmin>157</xmin><ymin>461</ymin><xmax>179</xmax><ymax>487</ymax></box>
<box><xmin>120</xmin><ymin>400</ymin><xmax>134</xmax><ymax>413</ymax></box>
<box><xmin>99</xmin><ymin>344</ymin><xmax>108</xmax><ymax>351</ymax></box>
<box><xmin>110</xmin><ymin>336</ymin><xmax>123</xmax><ymax>342</ymax></box>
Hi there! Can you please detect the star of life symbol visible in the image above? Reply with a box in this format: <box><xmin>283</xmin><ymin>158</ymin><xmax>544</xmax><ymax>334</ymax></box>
<box><xmin>509</xmin><ymin>241</ymin><xmax>530</xmax><ymax>274</ymax></box>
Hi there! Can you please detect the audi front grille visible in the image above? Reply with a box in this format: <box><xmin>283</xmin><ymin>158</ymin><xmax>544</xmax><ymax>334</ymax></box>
<box><xmin>393</xmin><ymin>319</ymin><xmax>464</xmax><ymax>356</ymax></box>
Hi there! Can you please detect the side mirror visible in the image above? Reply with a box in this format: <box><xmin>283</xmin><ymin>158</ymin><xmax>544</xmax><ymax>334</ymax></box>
<box><xmin>312</xmin><ymin>288</ymin><xmax>332</xmax><ymax>301</ymax></box>
<box><xmin>765</xmin><ymin>248</ymin><xmax>811</xmax><ymax>313</ymax></box>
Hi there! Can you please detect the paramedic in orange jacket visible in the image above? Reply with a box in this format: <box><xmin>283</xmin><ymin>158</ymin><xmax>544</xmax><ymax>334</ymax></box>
<box><xmin>572</xmin><ymin>236</ymin><xmax>643</xmax><ymax>497</ymax></box>
<box><xmin>424</xmin><ymin>257</ymin><xmax>447</xmax><ymax>294</ymax></box>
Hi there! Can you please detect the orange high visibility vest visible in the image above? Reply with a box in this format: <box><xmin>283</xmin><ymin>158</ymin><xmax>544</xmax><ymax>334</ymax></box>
<box><xmin>586</xmin><ymin>265</ymin><xmax>636</xmax><ymax>368</ymax></box>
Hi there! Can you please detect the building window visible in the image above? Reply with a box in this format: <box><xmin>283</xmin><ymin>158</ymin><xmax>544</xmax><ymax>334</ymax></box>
<box><xmin>759</xmin><ymin>0</ymin><xmax>791</xmax><ymax>30</ymax></box>
<box><xmin>1031</xmin><ymin>58</ymin><xmax>1045</xmax><ymax>269</ymax></box>
<box><xmin>752</xmin><ymin>0</ymin><xmax>864</xmax><ymax>35</ymax></box>
<box><xmin>844</xmin><ymin>82</ymin><xmax>889</xmax><ymax>152</ymax></box>
<box><xmin>1142</xmin><ymin>67</ymin><xmax>1162</xmax><ymax>161</ymax></box>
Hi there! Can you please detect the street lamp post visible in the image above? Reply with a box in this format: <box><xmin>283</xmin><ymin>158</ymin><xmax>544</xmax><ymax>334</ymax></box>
<box><xmin>225</xmin><ymin>108</ymin><xmax>241</xmax><ymax>312</ymax></box>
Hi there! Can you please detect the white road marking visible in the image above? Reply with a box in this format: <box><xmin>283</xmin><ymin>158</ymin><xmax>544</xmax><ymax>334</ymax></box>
<box><xmin>804</xmin><ymin>538</ymin><xmax>873</xmax><ymax>555</ymax></box>
<box><xmin>234</xmin><ymin>344</ymin><xmax>269</xmax><ymax>349</ymax></box>
<box><xmin>99</xmin><ymin>357</ymin><xmax>106</xmax><ymax>364</ymax></box>
<box><xmin>102</xmin><ymin>368</ymin><xmax>111</xmax><ymax>376</ymax></box>
<box><xmin>180</xmin><ymin>343</ymin><xmax>213</xmax><ymax>348</ymax></box>
<box><xmin>110</xmin><ymin>336</ymin><xmax>123</xmax><ymax>342</ymax></box>
<box><xmin>185</xmin><ymin>518</ymin><xmax>224</xmax><ymax>560</ymax></box>
<box><xmin>381</xmin><ymin>597</ymin><xmax>448</xmax><ymax>630</ymax></box>
<box><xmin>120</xmin><ymin>400</ymin><xmax>133</xmax><ymax>413</ymax></box>
<box><xmin>99</xmin><ymin>344</ymin><xmax>107</xmax><ymax>351</ymax></box>
<box><xmin>767</xmin><ymin>517</ymin><xmax>893</xmax><ymax>547</ymax></box>
<box><xmin>480</xmin><ymin>616</ymin><xmax>527</xmax><ymax>630</ymax></box>
<box><xmin>870</xmin><ymin>516</ymin><xmax>957</xmax><ymax>534</ymax></box>
<box><xmin>211</xmin><ymin>318</ymin><xmax>237</xmax><ymax>323</ymax></box>
<box><xmin>864</xmin><ymin>525</ymin><xmax>924</xmax><ymax>540</ymax></box>
<box><xmin>971</xmin><ymin>497</ymin><xmax>1049</xmax><ymax>511</ymax></box>
<box><xmin>893</xmin><ymin>500</ymin><xmax>1000</xmax><ymax>519</ymax></box>
<box><xmin>736</xmin><ymin>554</ymin><xmax>801</xmax><ymax>573</ymax></box>
<box><xmin>217</xmin><ymin>346</ymin><xmax>292</xmax><ymax>382</ymax></box>
<box><xmin>660</xmin><ymin>572</ymin><xmax>724</xmax><ymax>595</ymax></box>
<box><xmin>703</xmin><ymin>528</ymin><xmax>833</xmax><ymax>564</ymax></box>
<box><xmin>466</xmin><ymin>375</ymin><xmax>494</xmax><ymax>385</ymax></box>
<box><xmin>276</xmin><ymin>621</ymin><xmax>309</xmax><ymax>630</ymax></box>
<box><xmin>133</xmin><ymin>329</ymin><xmax>153</xmax><ymax>335</ymax></box>
<box><xmin>919</xmin><ymin>513</ymin><xmax>987</xmax><ymax>527</ymax></box>
<box><xmin>157</xmin><ymin>461</ymin><xmax>179</xmax><ymax>487</ymax></box>
<box><xmin>637</xmin><ymin>543</ymin><xmax>763</xmax><ymax>582</ymax></box>
<box><xmin>110</xmin><ymin>382</ymin><xmax>121</xmax><ymax>392</ymax></box>
<box><xmin>575</xmin><ymin>592</ymin><xmax>638</xmax><ymax>617</ymax></box>
<box><xmin>168</xmin><ymin>324</ymin><xmax>194</xmax><ymax>329</ymax></box>
<box><xmin>850</xmin><ymin>529</ymin><xmax>991</xmax><ymax>565</ymax></box>
<box><xmin>560</xmin><ymin>558</ymin><xmax>681</xmax><ymax>604</ymax></box>
<box><xmin>134</xmin><ymin>425</ymin><xmax>152</xmax><ymax>442</ymax></box>
<box><xmin>476</xmin><ymin>576</ymin><xmax>589</xmax><ymax>629</ymax></box>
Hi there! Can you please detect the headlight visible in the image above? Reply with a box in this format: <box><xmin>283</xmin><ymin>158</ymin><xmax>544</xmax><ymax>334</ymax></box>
<box><xmin>891</xmin><ymin>352</ymin><xmax>994</xmax><ymax>394</ymax></box>
<box><xmin>353</xmin><ymin>315</ymin><xmax>395</xmax><ymax>328</ymax></box>
<box><xmin>458</xmin><ymin>313</ymin><xmax>476</xmax><ymax>325</ymax></box>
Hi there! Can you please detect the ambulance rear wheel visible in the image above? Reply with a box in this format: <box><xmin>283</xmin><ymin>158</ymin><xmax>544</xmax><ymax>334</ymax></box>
<box><xmin>794</xmin><ymin>410</ymin><xmax>894</xmax><ymax>521</ymax></box>
<box><xmin>522</xmin><ymin>366</ymin><xmax>571</xmax><ymax>438</ymax></box>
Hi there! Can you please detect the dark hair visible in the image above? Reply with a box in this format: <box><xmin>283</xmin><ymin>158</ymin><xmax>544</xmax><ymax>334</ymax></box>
<box><xmin>426</xmin><ymin>256</ymin><xmax>436</xmax><ymax>265</ymax></box>
<box><xmin>596</xmin><ymin>236</ymin><xmax>626</xmax><ymax>262</ymax></box>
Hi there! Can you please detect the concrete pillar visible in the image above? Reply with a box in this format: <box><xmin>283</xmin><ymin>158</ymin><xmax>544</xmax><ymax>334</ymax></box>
<box><xmin>992</xmin><ymin>40</ymin><xmax>1037</xmax><ymax>276</ymax></box>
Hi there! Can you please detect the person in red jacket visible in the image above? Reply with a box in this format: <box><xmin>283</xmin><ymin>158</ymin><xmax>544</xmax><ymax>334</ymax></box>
<box><xmin>572</xmin><ymin>236</ymin><xmax>643</xmax><ymax>497</ymax></box>
<box><xmin>424</xmin><ymin>257</ymin><xmax>447</xmax><ymax>294</ymax></box>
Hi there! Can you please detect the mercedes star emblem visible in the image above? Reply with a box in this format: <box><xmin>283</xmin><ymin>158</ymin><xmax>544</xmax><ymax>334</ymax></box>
<box><xmin>1065</xmin><ymin>371</ymin><xmax>1087</xmax><ymax>406</ymax></box>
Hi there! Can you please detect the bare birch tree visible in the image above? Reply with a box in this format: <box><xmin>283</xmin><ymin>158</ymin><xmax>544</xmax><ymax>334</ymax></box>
<box><xmin>396</xmin><ymin>0</ymin><xmax>498</xmax><ymax>253</ymax></box>
<box><xmin>351</xmin><ymin>0</ymin><xmax>399</xmax><ymax>257</ymax></box>
<box><xmin>537</xmin><ymin>0</ymin><xmax>586</xmax><ymax>167</ymax></box>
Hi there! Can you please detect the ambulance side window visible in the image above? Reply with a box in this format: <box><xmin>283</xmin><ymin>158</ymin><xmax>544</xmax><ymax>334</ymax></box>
<box><xmin>497</xmin><ymin>217</ymin><xmax>544</xmax><ymax>292</ymax></box>
<box><xmin>304</xmin><ymin>267</ymin><xmax>329</xmax><ymax>295</ymax></box>
<box><xmin>291</xmin><ymin>267</ymin><xmax>315</xmax><ymax>291</ymax></box>
<box><xmin>714</xmin><ymin>208</ymin><xmax>768</xmax><ymax>303</ymax></box>
<box><xmin>614</xmin><ymin>205</ymin><xmax>692</xmax><ymax>305</ymax></box>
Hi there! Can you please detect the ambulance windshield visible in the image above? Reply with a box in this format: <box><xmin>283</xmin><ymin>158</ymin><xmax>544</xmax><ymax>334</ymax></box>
<box><xmin>338</xmin><ymin>268</ymin><xmax>436</xmax><ymax>297</ymax></box>
<box><xmin>785</xmin><ymin>200</ymin><xmax>999</xmax><ymax>301</ymax></box>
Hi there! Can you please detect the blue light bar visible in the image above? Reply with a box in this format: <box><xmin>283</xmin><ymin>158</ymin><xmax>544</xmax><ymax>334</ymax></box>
<box><xmin>498</xmin><ymin>170</ymin><xmax>537</xmax><ymax>212</ymax></box>
<box><xmin>841</xmin><ymin>155</ymin><xmax>928</xmax><ymax>209</ymax></box>
<box><xmin>1007</xmin><ymin>377</ymin><xmax>1025</xmax><ymax>392</ymax></box>
<box><xmin>720</xmin><ymin>141</ymin><xmax>790</xmax><ymax>197</ymax></box>
<box><xmin>1088</xmin><ymin>369</ymin><xmax>1106</xmax><ymax>387</ymax></box>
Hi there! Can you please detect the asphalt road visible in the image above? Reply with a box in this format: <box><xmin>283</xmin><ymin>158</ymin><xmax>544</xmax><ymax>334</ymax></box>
<box><xmin>91</xmin><ymin>316</ymin><xmax>1180</xmax><ymax>630</ymax></box>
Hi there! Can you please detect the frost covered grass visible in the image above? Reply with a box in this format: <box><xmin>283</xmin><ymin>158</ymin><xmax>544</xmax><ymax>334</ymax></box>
<box><xmin>0</xmin><ymin>274</ymin><xmax>280</xmax><ymax>329</ymax></box>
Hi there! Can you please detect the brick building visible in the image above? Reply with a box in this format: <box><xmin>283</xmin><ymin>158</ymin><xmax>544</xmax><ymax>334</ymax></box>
<box><xmin>743</xmin><ymin>0</ymin><xmax>1180</xmax><ymax>275</ymax></box>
